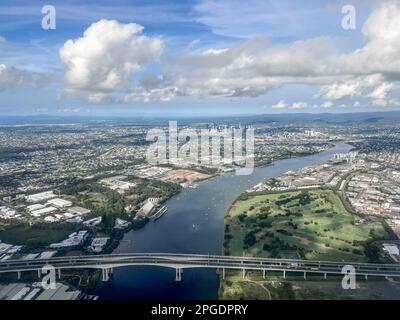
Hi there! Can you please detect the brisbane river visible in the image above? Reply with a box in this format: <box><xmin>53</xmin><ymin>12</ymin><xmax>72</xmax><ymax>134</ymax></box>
<box><xmin>92</xmin><ymin>143</ymin><xmax>352</xmax><ymax>300</ymax></box>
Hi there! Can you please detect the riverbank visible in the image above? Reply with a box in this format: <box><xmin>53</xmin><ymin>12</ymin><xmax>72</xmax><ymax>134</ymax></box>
<box><xmin>219</xmin><ymin>155</ymin><xmax>397</xmax><ymax>299</ymax></box>
<box><xmin>82</xmin><ymin>146</ymin><xmax>336</xmax><ymax>257</ymax></box>
<box><xmin>222</xmin><ymin>188</ymin><xmax>389</xmax><ymax>260</ymax></box>
<box><xmin>88</xmin><ymin>143</ymin><xmax>354</xmax><ymax>299</ymax></box>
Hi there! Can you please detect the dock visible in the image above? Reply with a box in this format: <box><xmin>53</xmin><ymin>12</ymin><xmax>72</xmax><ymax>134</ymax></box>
<box><xmin>149</xmin><ymin>206</ymin><xmax>168</xmax><ymax>220</ymax></box>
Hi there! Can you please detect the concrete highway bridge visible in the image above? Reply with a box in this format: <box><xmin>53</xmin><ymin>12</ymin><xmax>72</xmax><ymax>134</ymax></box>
<box><xmin>1</xmin><ymin>253</ymin><xmax>399</xmax><ymax>282</ymax></box>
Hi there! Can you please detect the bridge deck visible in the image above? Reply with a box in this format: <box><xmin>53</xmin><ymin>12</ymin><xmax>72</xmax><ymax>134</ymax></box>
<box><xmin>1</xmin><ymin>253</ymin><xmax>400</xmax><ymax>278</ymax></box>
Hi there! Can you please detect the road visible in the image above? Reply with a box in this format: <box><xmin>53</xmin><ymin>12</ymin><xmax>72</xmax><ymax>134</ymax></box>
<box><xmin>1</xmin><ymin>253</ymin><xmax>400</xmax><ymax>281</ymax></box>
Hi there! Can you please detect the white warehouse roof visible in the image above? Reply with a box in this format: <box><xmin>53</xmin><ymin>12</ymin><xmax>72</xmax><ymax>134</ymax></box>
<box><xmin>46</xmin><ymin>198</ymin><xmax>72</xmax><ymax>208</ymax></box>
<box><xmin>30</xmin><ymin>206</ymin><xmax>57</xmax><ymax>217</ymax></box>
<box><xmin>26</xmin><ymin>191</ymin><xmax>56</xmax><ymax>203</ymax></box>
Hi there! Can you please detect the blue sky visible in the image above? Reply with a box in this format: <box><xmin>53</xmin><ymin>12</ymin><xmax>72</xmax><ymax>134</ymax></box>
<box><xmin>0</xmin><ymin>0</ymin><xmax>399</xmax><ymax>116</ymax></box>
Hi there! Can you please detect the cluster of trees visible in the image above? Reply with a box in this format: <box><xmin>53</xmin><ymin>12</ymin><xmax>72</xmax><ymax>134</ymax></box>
<box><xmin>262</xmin><ymin>237</ymin><xmax>286</xmax><ymax>258</ymax></box>
<box><xmin>243</xmin><ymin>231</ymin><xmax>257</xmax><ymax>248</ymax></box>
<box><xmin>259</xmin><ymin>220</ymin><xmax>272</xmax><ymax>228</ymax></box>
<box><xmin>298</xmin><ymin>191</ymin><xmax>311</xmax><ymax>206</ymax></box>
<box><xmin>61</xmin><ymin>177</ymin><xmax>181</xmax><ymax>219</ymax></box>
<box><xmin>127</xmin><ymin>179</ymin><xmax>181</xmax><ymax>204</ymax></box>
<box><xmin>256</xmin><ymin>206</ymin><xmax>270</xmax><ymax>219</ymax></box>
<box><xmin>276</xmin><ymin>229</ymin><xmax>292</xmax><ymax>236</ymax></box>
<box><xmin>287</xmin><ymin>221</ymin><xmax>298</xmax><ymax>229</ymax></box>
<box><xmin>262</xmin><ymin>235</ymin><xmax>305</xmax><ymax>258</ymax></box>
<box><xmin>275</xmin><ymin>191</ymin><xmax>311</xmax><ymax>206</ymax></box>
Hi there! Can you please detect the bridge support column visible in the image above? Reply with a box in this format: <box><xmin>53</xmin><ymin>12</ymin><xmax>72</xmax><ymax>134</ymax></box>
<box><xmin>17</xmin><ymin>271</ymin><xmax>21</xmax><ymax>280</ymax></box>
<box><xmin>37</xmin><ymin>269</ymin><xmax>41</xmax><ymax>278</ymax></box>
<box><xmin>175</xmin><ymin>268</ymin><xmax>182</xmax><ymax>282</ymax></box>
<box><xmin>283</xmin><ymin>270</ymin><xmax>286</xmax><ymax>279</ymax></box>
<box><xmin>57</xmin><ymin>269</ymin><xmax>61</xmax><ymax>279</ymax></box>
<box><xmin>304</xmin><ymin>272</ymin><xmax>307</xmax><ymax>280</ymax></box>
<box><xmin>365</xmin><ymin>274</ymin><xmax>368</xmax><ymax>280</ymax></box>
<box><xmin>263</xmin><ymin>270</ymin><xmax>266</xmax><ymax>279</ymax></box>
<box><xmin>324</xmin><ymin>273</ymin><xmax>327</xmax><ymax>280</ymax></box>
<box><xmin>222</xmin><ymin>268</ymin><xmax>225</xmax><ymax>280</ymax></box>
<box><xmin>102</xmin><ymin>268</ymin><xmax>110</xmax><ymax>282</ymax></box>
<box><xmin>242</xmin><ymin>269</ymin><xmax>246</xmax><ymax>279</ymax></box>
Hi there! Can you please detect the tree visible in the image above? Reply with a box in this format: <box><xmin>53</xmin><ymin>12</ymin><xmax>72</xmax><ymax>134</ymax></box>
<box><xmin>244</xmin><ymin>232</ymin><xmax>256</xmax><ymax>247</ymax></box>
<box><xmin>299</xmin><ymin>191</ymin><xmax>311</xmax><ymax>205</ymax></box>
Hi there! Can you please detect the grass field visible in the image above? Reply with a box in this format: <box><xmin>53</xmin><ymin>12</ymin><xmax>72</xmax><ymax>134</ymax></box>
<box><xmin>0</xmin><ymin>223</ymin><xmax>78</xmax><ymax>247</ymax></box>
<box><xmin>224</xmin><ymin>189</ymin><xmax>388</xmax><ymax>262</ymax></box>
<box><xmin>219</xmin><ymin>273</ymin><xmax>270</xmax><ymax>300</ymax></box>
<box><xmin>220</xmin><ymin>188</ymin><xmax>391</xmax><ymax>299</ymax></box>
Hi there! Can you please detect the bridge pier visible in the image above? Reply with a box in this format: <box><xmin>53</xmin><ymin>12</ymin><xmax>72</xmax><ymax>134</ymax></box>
<box><xmin>4</xmin><ymin>254</ymin><xmax>400</xmax><ymax>284</ymax></box>
<box><xmin>102</xmin><ymin>268</ymin><xmax>110</xmax><ymax>282</ymax></box>
<box><xmin>175</xmin><ymin>268</ymin><xmax>182</xmax><ymax>281</ymax></box>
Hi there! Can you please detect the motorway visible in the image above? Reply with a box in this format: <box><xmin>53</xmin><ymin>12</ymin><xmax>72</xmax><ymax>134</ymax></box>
<box><xmin>1</xmin><ymin>253</ymin><xmax>400</xmax><ymax>281</ymax></box>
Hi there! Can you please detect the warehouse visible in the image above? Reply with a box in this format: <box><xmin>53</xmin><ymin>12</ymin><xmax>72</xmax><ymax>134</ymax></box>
<box><xmin>67</xmin><ymin>206</ymin><xmax>91</xmax><ymax>216</ymax></box>
<box><xmin>30</xmin><ymin>206</ymin><xmax>57</xmax><ymax>217</ymax></box>
<box><xmin>26</xmin><ymin>191</ymin><xmax>56</xmax><ymax>203</ymax></box>
<box><xmin>46</xmin><ymin>198</ymin><xmax>72</xmax><ymax>208</ymax></box>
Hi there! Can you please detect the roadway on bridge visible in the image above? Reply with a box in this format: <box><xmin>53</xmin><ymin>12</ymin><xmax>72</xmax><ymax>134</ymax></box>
<box><xmin>1</xmin><ymin>253</ymin><xmax>400</xmax><ymax>278</ymax></box>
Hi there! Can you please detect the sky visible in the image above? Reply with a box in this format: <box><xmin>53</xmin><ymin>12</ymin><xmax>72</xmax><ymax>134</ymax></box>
<box><xmin>0</xmin><ymin>0</ymin><xmax>400</xmax><ymax>116</ymax></box>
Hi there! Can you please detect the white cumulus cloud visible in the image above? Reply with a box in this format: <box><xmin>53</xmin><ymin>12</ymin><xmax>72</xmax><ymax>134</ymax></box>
<box><xmin>55</xmin><ymin>2</ymin><xmax>400</xmax><ymax>107</ymax></box>
<box><xmin>0</xmin><ymin>64</ymin><xmax>51</xmax><ymax>90</ymax></box>
<box><xmin>341</xmin><ymin>2</ymin><xmax>400</xmax><ymax>77</ymax></box>
<box><xmin>291</xmin><ymin>102</ymin><xmax>309</xmax><ymax>109</ymax></box>
<box><xmin>59</xmin><ymin>19</ymin><xmax>164</xmax><ymax>101</ymax></box>
<box><xmin>320</xmin><ymin>74</ymin><xmax>394</xmax><ymax>103</ymax></box>
<box><xmin>271</xmin><ymin>100</ymin><xmax>288</xmax><ymax>109</ymax></box>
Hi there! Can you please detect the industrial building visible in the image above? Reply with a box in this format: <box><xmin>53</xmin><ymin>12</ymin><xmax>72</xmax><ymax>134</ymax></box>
<box><xmin>30</xmin><ymin>206</ymin><xmax>57</xmax><ymax>217</ymax></box>
<box><xmin>46</xmin><ymin>198</ymin><xmax>72</xmax><ymax>208</ymax></box>
<box><xmin>26</xmin><ymin>191</ymin><xmax>56</xmax><ymax>203</ymax></box>
<box><xmin>0</xmin><ymin>283</ymin><xmax>82</xmax><ymax>300</ymax></box>
<box><xmin>67</xmin><ymin>206</ymin><xmax>91</xmax><ymax>216</ymax></box>
<box><xmin>89</xmin><ymin>237</ymin><xmax>110</xmax><ymax>253</ymax></box>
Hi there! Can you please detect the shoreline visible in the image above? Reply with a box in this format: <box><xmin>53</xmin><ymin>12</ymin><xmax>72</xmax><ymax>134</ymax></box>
<box><xmin>0</xmin><ymin>144</ymin><xmax>339</xmax><ymax>294</ymax></box>
<box><xmin>217</xmin><ymin>143</ymin><xmax>400</xmax><ymax>300</ymax></box>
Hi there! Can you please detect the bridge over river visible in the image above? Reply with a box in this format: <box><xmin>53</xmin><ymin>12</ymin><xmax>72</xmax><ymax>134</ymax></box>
<box><xmin>1</xmin><ymin>253</ymin><xmax>400</xmax><ymax>282</ymax></box>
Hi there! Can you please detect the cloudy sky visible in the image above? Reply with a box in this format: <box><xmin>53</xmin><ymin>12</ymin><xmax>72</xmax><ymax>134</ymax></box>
<box><xmin>1</xmin><ymin>0</ymin><xmax>400</xmax><ymax>116</ymax></box>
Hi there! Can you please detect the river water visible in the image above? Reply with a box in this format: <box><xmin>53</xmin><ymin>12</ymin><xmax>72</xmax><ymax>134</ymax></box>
<box><xmin>92</xmin><ymin>143</ymin><xmax>353</xmax><ymax>300</ymax></box>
